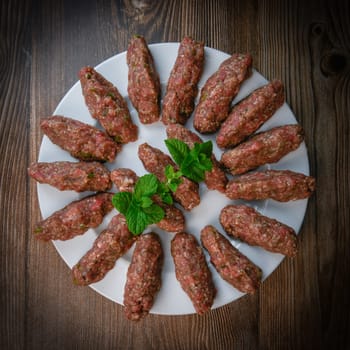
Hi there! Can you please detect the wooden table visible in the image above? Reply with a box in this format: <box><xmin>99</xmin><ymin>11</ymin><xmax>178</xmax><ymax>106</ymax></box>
<box><xmin>1</xmin><ymin>0</ymin><xmax>349</xmax><ymax>349</ymax></box>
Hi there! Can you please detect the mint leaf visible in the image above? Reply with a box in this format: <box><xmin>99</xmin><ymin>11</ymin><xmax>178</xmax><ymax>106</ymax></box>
<box><xmin>195</xmin><ymin>141</ymin><xmax>213</xmax><ymax>157</ymax></box>
<box><xmin>165</xmin><ymin>164</ymin><xmax>182</xmax><ymax>180</ymax></box>
<box><xmin>157</xmin><ymin>181</ymin><xmax>168</xmax><ymax>194</ymax></box>
<box><xmin>160</xmin><ymin>192</ymin><xmax>173</xmax><ymax>205</ymax></box>
<box><xmin>134</xmin><ymin>173</ymin><xmax>159</xmax><ymax>199</ymax></box>
<box><xmin>198</xmin><ymin>153</ymin><xmax>213</xmax><ymax>171</ymax></box>
<box><xmin>140</xmin><ymin>196</ymin><xmax>153</xmax><ymax>208</ymax></box>
<box><xmin>181</xmin><ymin>155</ymin><xmax>195</xmax><ymax>171</ymax></box>
<box><xmin>165</xmin><ymin>139</ymin><xmax>190</xmax><ymax>166</ymax></box>
<box><xmin>164</xmin><ymin>164</ymin><xmax>175</xmax><ymax>179</ymax></box>
<box><xmin>112</xmin><ymin>192</ymin><xmax>132</xmax><ymax>215</ymax></box>
<box><xmin>181</xmin><ymin>162</ymin><xmax>205</xmax><ymax>182</ymax></box>
<box><xmin>143</xmin><ymin>204</ymin><xmax>165</xmax><ymax>224</ymax></box>
<box><xmin>156</xmin><ymin>181</ymin><xmax>174</xmax><ymax>204</ymax></box>
<box><xmin>168</xmin><ymin>179</ymin><xmax>182</xmax><ymax>192</ymax></box>
<box><xmin>126</xmin><ymin>200</ymin><xmax>165</xmax><ymax>235</ymax></box>
<box><xmin>126</xmin><ymin>200</ymin><xmax>149</xmax><ymax>235</ymax></box>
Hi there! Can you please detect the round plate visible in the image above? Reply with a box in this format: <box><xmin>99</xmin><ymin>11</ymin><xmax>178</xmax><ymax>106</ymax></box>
<box><xmin>37</xmin><ymin>43</ymin><xmax>310</xmax><ymax>315</ymax></box>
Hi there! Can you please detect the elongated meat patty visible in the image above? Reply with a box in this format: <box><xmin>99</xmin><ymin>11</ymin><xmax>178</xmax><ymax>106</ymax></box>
<box><xmin>72</xmin><ymin>214</ymin><xmax>137</xmax><ymax>285</ymax></box>
<box><xmin>28</xmin><ymin>161</ymin><xmax>111</xmax><ymax>192</ymax></box>
<box><xmin>171</xmin><ymin>232</ymin><xmax>216</xmax><ymax>315</ymax></box>
<box><xmin>33</xmin><ymin>193</ymin><xmax>114</xmax><ymax>241</ymax></box>
<box><xmin>216</xmin><ymin>80</ymin><xmax>285</xmax><ymax>148</ymax></box>
<box><xmin>220</xmin><ymin>124</ymin><xmax>304</xmax><ymax>175</ymax></box>
<box><xmin>166</xmin><ymin>123</ymin><xmax>228</xmax><ymax>193</ymax></box>
<box><xmin>200</xmin><ymin>225</ymin><xmax>262</xmax><ymax>294</ymax></box>
<box><xmin>193</xmin><ymin>53</ymin><xmax>252</xmax><ymax>133</ymax></box>
<box><xmin>110</xmin><ymin>168</ymin><xmax>185</xmax><ymax>233</ymax></box>
<box><xmin>80</xmin><ymin>66</ymin><xmax>138</xmax><ymax>143</ymax></box>
<box><xmin>41</xmin><ymin>116</ymin><xmax>120</xmax><ymax>162</ymax></box>
<box><xmin>162</xmin><ymin>36</ymin><xmax>204</xmax><ymax>125</ymax></box>
<box><xmin>220</xmin><ymin>205</ymin><xmax>298</xmax><ymax>257</ymax></box>
<box><xmin>138</xmin><ymin>143</ymin><xmax>200</xmax><ymax>210</ymax></box>
<box><xmin>127</xmin><ymin>35</ymin><xmax>161</xmax><ymax>124</ymax></box>
<box><xmin>124</xmin><ymin>232</ymin><xmax>163</xmax><ymax>321</ymax></box>
<box><xmin>225</xmin><ymin>170</ymin><xmax>316</xmax><ymax>202</ymax></box>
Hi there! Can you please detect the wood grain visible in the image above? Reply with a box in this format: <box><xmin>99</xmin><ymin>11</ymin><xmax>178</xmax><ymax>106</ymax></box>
<box><xmin>0</xmin><ymin>1</ymin><xmax>31</xmax><ymax>349</ymax></box>
<box><xmin>1</xmin><ymin>0</ymin><xmax>349</xmax><ymax>349</ymax></box>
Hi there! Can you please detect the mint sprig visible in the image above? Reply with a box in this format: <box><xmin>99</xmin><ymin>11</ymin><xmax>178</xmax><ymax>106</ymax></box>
<box><xmin>164</xmin><ymin>138</ymin><xmax>213</xmax><ymax>185</ymax></box>
<box><xmin>112</xmin><ymin>174</ymin><xmax>165</xmax><ymax>235</ymax></box>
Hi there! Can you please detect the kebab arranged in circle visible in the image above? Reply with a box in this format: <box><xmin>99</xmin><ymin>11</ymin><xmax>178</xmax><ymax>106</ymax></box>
<box><xmin>29</xmin><ymin>36</ymin><xmax>315</xmax><ymax>321</ymax></box>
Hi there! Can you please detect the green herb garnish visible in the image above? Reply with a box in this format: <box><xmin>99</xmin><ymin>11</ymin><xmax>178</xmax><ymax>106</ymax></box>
<box><xmin>164</xmin><ymin>164</ymin><xmax>183</xmax><ymax>193</ymax></box>
<box><xmin>111</xmin><ymin>139</ymin><xmax>213</xmax><ymax>236</ymax></box>
<box><xmin>112</xmin><ymin>174</ymin><xmax>165</xmax><ymax>235</ymax></box>
<box><xmin>164</xmin><ymin>138</ymin><xmax>213</xmax><ymax>184</ymax></box>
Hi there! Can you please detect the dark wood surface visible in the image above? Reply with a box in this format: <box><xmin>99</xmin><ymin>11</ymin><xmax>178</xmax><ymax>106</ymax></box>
<box><xmin>1</xmin><ymin>0</ymin><xmax>349</xmax><ymax>349</ymax></box>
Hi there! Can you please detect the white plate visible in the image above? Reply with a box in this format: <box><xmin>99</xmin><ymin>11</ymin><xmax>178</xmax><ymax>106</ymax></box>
<box><xmin>37</xmin><ymin>43</ymin><xmax>310</xmax><ymax>315</ymax></box>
